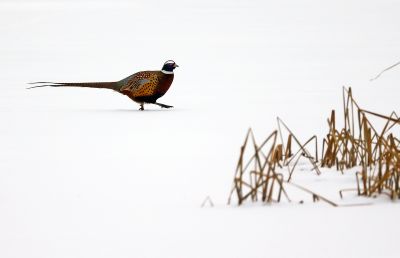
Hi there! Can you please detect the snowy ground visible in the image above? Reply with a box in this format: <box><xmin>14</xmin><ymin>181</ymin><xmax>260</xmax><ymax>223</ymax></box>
<box><xmin>1</xmin><ymin>0</ymin><xmax>400</xmax><ymax>257</ymax></box>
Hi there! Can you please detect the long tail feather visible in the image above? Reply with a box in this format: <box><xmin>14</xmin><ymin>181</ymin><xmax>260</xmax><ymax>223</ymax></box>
<box><xmin>28</xmin><ymin>82</ymin><xmax>59</xmax><ymax>85</ymax></box>
<box><xmin>27</xmin><ymin>84</ymin><xmax>61</xmax><ymax>89</ymax></box>
<box><xmin>27</xmin><ymin>81</ymin><xmax>120</xmax><ymax>90</ymax></box>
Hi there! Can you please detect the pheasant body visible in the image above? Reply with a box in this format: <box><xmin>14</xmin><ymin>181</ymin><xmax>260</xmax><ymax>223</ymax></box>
<box><xmin>28</xmin><ymin>60</ymin><xmax>178</xmax><ymax>110</ymax></box>
<box><xmin>118</xmin><ymin>71</ymin><xmax>174</xmax><ymax>104</ymax></box>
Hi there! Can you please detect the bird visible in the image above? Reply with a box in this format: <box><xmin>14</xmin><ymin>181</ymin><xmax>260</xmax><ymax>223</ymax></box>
<box><xmin>28</xmin><ymin>60</ymin><xmax>179</xmax><ymax>110</ymax></box>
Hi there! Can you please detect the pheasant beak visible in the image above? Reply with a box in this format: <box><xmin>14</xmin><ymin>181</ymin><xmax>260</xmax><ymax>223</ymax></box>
<box><xmin>173</xmin><ymin>63</ymin><xmax>179</xmax><ymax>68</ymax></box>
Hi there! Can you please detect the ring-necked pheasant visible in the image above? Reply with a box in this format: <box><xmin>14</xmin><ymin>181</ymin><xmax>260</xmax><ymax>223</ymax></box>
<box><xmin>28</xmin><ymin>60</ymin><xmax>178</xmax><ymax>110</ymax></box>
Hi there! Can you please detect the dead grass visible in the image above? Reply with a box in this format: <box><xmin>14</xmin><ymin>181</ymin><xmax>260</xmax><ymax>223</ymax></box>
<box><xmin>228</xmin><ymin>87</ymin><xmax>400</xmax><ymax>206</ymax></box>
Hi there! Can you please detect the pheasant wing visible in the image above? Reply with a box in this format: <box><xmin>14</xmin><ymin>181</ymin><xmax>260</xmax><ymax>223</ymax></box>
<box><xmin>120</xmin><ymin>72</ymin><xmax>159</xmax><ymax>97</ymax></box>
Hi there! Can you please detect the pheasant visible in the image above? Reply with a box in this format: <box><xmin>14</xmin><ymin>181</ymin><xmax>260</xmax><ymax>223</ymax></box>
<box><xmin>28</xmin><ymin>60</ymin><xmax>178</xmax><ymax>110</ymax></box>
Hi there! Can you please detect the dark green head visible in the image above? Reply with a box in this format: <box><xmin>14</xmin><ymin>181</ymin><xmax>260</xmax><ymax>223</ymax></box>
<box><xmin>161</xmin><ymin>60</ymin><xmax>179</xmax><ymax>73</ymax></box>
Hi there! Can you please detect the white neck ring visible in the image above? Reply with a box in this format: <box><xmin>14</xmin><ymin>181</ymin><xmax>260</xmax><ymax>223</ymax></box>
<box><xmin>161</xmin><ymin>70</ymin><xmax>174</xmax><ymax>74</ymax></box>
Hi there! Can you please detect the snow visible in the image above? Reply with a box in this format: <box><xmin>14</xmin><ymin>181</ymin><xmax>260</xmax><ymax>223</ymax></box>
<box><xmin>1</xmin><ymin>0</ymin><xmax>400</xmax><ymax>257</ymax></box>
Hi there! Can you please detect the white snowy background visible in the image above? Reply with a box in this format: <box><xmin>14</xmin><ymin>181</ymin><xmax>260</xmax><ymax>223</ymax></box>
<box><xmin>0</xmin><ymin>0</ymin><xmax>400</xmax><ymax>257</ymax></box>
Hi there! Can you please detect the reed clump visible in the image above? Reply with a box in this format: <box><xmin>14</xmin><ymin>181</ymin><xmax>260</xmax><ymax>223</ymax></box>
<box><xmin>228</xmin><ymin>87</ymin><xmax>400</xmax><ymax>206</ymax></box>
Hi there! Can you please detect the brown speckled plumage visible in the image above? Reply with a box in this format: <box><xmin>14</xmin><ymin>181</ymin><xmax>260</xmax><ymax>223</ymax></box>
<box><xmin>28</xmin><ymin>60</ymin><xmax>178</xmax><ymax>110</ymax></box>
